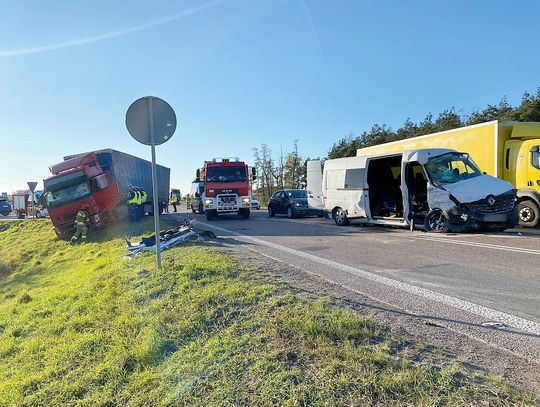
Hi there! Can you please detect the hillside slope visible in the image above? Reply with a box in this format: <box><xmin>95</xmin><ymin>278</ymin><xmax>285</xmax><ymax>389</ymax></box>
<box><xmin>0</xmin><ymin>220</ymin><xmax>536</xmax><ymax>406</ymax></box>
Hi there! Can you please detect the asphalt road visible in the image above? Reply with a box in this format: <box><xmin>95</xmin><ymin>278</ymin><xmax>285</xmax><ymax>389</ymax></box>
<box><xmin>168</xmin><ymin>207</ymin><xmax>540</xmax><ymax>365</ymax></box>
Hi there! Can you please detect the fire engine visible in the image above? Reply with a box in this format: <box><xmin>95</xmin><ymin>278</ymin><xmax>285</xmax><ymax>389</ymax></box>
<box><xmin>196</xmin><ymin>158</ymin><xmax>256</xmax><ymax>220</ymax></box>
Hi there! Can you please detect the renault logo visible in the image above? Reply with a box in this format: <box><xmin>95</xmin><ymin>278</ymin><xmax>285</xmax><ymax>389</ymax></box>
<box><xmin>487</xmin><ymin>196</ymin><xmax>496</xmax><ymax>206</ymax></box>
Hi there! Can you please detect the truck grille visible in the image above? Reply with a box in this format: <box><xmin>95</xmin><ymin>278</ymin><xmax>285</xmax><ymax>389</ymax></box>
<box><xmin>466</xmin><ymin>195</ymin><xmax>515</xmax><ymax>214</ymax></box>
<box><xmin>217</xmin><ymin>194</ymin><xmax>238</xmax><ymax>211</ymax></box>
<box><xmin>63</xmin><ymin>211</ymin><xmax>78</xmax><ymax>222</ymax></box>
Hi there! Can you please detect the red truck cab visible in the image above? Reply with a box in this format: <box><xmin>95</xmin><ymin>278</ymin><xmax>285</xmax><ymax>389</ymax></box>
<box><xmin>197</xmin><ymin>158</ymin><xmax>255</xmax><ymax>220</ymax></box>
<box><xmin>44</xmin><ymin>153</ymin><xmax>120</xmax><ymax>238</ymax></box>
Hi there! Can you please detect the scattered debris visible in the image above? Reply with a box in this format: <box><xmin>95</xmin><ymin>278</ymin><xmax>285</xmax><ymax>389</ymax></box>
<box><xmin>481</xmin><ymin>321</ymin><xmax>505</xmax><ymax>329</ymax></box>
<box><xmin>124</xmin><ymin>219</ymin><xmax>217</xmax><ymax>258</ymax></box>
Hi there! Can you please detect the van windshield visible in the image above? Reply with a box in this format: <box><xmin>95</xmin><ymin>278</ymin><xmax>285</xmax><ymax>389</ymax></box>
<box><xmin>425</xmin><ymin>152</ymin><xmax>482</xmax><ymax>187</ymax></box>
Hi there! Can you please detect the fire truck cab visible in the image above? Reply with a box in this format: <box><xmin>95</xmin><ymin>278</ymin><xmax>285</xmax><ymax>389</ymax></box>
<box><xmin>196</xmin><ymin>157</ymin><xmax>255</xmax><ymax>220</ymax></box>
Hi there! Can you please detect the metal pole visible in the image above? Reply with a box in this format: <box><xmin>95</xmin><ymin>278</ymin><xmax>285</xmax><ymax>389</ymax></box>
<box><xmin>148</xmin><ymin>97</ymin><xmax>162</xmax><ymax>269</ymax></box>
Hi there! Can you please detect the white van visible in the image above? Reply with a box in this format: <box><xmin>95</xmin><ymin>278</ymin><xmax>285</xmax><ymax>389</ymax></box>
<box><xmin>309</xmin><ymin>148</ymin><xmax>517</xmax><ymax>232</ymax></box>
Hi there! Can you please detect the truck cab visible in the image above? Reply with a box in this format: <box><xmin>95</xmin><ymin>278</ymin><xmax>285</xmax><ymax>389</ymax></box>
<box><xmin>504</xmin><ymin>136</ymin><xmax>540</xmax><ymax>227</ymax></box>
<box><xmin>44</xmin><ymin>153</ymin><xmax>120</xmax><ymax>238</ymax></box>
<box><xmin>197</xmin><ymin>157</ymin><xmax>255</xmax><ymax>220</ymax></box>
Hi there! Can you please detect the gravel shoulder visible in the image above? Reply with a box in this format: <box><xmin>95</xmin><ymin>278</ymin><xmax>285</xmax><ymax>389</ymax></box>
<box><xmin>217</xmin><ymin>238</ymin><xmax>540</xmax><ymax>395</ymax></box>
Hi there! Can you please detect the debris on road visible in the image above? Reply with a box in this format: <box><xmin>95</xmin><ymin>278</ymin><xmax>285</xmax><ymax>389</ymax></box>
<box><xmin>481</xmin><ymin>321</ymin><xmax>505</xmax><ymax>329</ymax></box>
<box><xmin>124</xmin><ymin>219</ymin><xmax>216</xmax><ymax>257</ymax></box>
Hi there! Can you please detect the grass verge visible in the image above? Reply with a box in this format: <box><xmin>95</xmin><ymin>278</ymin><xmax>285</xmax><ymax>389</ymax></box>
<box><xmin>0</xmin><ymin>219</ymin><xmax>537</xmax><ymax>406</ymax></box>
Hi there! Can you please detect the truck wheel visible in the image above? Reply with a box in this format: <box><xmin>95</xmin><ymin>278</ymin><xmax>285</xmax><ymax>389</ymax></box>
<box><xmin>239</xmin><ymin>209</ymin><xmax>250</xmax><ymax>219</ymax></box>
<box><xmin>333</xmin><ymin>207</ymin><xmax>349</xmax><ymax>226</ymax></box>
<box><xmin>425</xmin><ymin>209</ymin><xmax>450</xmax><ymax>233</ymax></box>
<box><xmin>517</xmin><ymin>200</ymin><xmax>539</xmax><ymax>228</ymax></box>
<box><xmin>206</xmin><ymin>210</ymin><xmax>217</xmax><ymax>221</ymax></box>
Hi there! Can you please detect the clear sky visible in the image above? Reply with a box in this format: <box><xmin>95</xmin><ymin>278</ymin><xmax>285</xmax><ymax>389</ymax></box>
<box><xmin>1</xmin><ymin>0</ymin><xmax>540</xmax><ymax>195</ymax></box>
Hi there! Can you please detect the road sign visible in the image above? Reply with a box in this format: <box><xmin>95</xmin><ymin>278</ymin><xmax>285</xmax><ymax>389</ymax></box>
<box><xmin>27</xmin><ymin>182</ymin><xmax>37</xmax><ymax>193</ymax></box>
<box><xmin>126</xmin><ymin>96</ymin><xmax>177</xmax><ymax>270</ymax></box>
<box><xmin>125</xmin><ymin>96</ymin><xmax>177</xmax><ymax>146</ymax></box>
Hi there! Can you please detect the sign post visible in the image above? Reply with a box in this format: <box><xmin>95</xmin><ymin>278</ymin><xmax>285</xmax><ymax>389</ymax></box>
<box><xmin>126</xmin><ymin>96</ymin><xmax>177</xmax><ymax>269</ymax></box>
<box><xmin>27</xmin><ymin>182</ymin><xmax>38</xmax><ymax>219</ymax></box>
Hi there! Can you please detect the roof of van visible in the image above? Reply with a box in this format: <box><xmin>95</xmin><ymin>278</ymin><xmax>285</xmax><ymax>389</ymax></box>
<box><xmin>324</xmin><ymin>148</ymin><xmax>456</xmax><ymax>170</ymax></box>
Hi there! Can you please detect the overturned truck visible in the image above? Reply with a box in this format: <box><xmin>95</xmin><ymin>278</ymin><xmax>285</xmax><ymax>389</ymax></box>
<box><xmin>309</xmin><ymin>148</ymin><xmax>517</xmax><ymax>232</ymax></box>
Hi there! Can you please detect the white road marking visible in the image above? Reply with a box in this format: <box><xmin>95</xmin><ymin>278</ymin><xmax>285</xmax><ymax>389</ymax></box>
<box><xmin>196</xmin><ymin>220</ymin><xmax>540</xmax><ymax>336</ymax></box>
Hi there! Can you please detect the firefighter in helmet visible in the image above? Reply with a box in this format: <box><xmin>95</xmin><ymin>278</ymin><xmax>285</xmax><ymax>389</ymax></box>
<box><xmin>70</xmin><ymin>203</ymin><xmax>90</xmax><ymax>244</ymax></box>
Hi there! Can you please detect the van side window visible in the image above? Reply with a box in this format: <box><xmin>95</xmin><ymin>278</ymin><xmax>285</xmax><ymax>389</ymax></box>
<box><xmin>326</xmin><ymin>170</ymin><xmax>345</xmax><ymax>189</ymax></box>
<box><xmin>344</xmin><ymin>169</ymin><xmax>364</xmax><ymax>189</ymax></box>
<box><xmin>505</xmin><ymin>148</ymin><xmax>510</xmax><ymax>170</ymax></box>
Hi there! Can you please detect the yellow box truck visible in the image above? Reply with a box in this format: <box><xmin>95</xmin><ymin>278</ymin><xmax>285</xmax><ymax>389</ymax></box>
<box><xmin>356</xmin><ymin>121</ymin><xmax>540</xmax><ymax>227</ymax></box>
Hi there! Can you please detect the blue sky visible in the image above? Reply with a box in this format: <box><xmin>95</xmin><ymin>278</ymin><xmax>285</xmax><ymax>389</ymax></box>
<box><xmin>1</xmin><ymin>0</ymin><xmax>540</xmax><ymax>195</ymax></box>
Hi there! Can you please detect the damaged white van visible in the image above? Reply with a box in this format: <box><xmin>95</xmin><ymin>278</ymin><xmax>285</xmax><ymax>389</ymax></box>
<box><xmin>309</xmin><ymin>149</ymin><xmax>517</xmax><ymax>232</ymax></box>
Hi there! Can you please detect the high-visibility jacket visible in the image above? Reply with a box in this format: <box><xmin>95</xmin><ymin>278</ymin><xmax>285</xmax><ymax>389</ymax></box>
<box><xmin>128</xmin><ymin>191</ymin><xmax>141</xmax><ymax>205</ymax></box>
<box><xmin>170</xmin><ymin>194</ymin><xmax>178</xmax><ymax>203</ymax></box>
<box><xmin>140</xmin><ymin>191</ymin><xmax>147</xmax><ymax>204</ymax></box>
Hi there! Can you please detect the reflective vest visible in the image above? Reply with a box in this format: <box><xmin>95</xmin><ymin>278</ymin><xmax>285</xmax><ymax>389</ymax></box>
<box><xmin>128</xmin><ymin>191</ymin><xmax>141</xmax><ymax>205</ymax></box>
<box><xmin>170</xmin><ymin>194</ymin><xmax>178</xmax><ymax>203</ymax></box>
<box><xmin>140</xmin><ymin>191</ymin><xmax>147</xmax><ymax>204</ymax></box>
<box><xmin>75</xmin><ymin>210</ymin><xmax>88</xmax><ymax>227</ymax></box>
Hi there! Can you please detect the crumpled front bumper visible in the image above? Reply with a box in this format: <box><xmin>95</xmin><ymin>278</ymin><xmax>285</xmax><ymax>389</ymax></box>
<box><xmin>445</xmin><ymin>205</ymin><xmax>517</xmax><ymax>232</ymax></box>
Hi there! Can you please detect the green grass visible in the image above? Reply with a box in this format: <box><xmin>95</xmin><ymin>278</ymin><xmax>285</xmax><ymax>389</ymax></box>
<box><xmin>0</xmin><ymin>219</ymin><xmax>537</xmax><ymax>406</ymax></box>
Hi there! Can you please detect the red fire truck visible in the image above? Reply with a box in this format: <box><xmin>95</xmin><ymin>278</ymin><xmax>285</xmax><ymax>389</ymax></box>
<box><xmin>196</xmin><ymin>158</ymin><xmax>256</xmax><ymax>220</ymax></box>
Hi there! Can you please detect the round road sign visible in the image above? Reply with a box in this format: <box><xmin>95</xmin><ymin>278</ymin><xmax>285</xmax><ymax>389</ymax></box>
<box><xmin>125</xmin><ymin>96</ymin><xmax>177</xmax><ymax>146</ymax></box>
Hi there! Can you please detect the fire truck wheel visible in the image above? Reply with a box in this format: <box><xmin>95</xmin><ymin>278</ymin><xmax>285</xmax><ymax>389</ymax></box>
<box><xmin>239</xmin><ymin>209</ymin><xmax>250</xmax><ymax>219</ymax></box>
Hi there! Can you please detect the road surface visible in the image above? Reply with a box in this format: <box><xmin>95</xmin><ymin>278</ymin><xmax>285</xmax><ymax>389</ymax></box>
<box><xmin>168</xmin><ymin>208</ymin><xmax>540</xmax><ymax>371</ymax></box>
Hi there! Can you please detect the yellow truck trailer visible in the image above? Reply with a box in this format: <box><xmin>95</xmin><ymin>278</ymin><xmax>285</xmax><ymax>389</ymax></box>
<box><xmin>357</xmin><ymin>121</ymin><xmax>540</xmax><ymax>227</ymax></box>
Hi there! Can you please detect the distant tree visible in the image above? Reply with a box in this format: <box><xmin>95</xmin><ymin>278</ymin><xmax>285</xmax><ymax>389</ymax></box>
<box><xmin>515</xmin><ymin>89</ymin><xmax>540</xmax><ymax>122</ymax></box>
<box><xmin>284</xmin><ymin>140</ymin><xmax>303</xmax><ymax>189</ymax></box>
<box><xmin>252</xmin><ymin>144</ymin><xmax>275</xmax><ymax>203</ymax></box>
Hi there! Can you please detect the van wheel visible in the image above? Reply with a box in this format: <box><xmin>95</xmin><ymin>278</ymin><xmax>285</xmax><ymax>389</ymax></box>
<box><xmin>334</xmin><ymin>208</ymin><xmax>349</xmax><ymax>226</ymax></box>
<box><xmin>425</xmin><ymin>209</ymin><xmax>450</xmax><ymax>233</ymax></box>
<box><xmin>517</xmin><ymin>200</ymin><xmax>539</xmax><ymax>228</ymax></box>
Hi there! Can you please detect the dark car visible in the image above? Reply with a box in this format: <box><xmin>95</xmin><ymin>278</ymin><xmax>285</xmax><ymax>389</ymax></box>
<box><xmin>0</xmin><ymin>198</ymin><xmax>11</xmax><ymax>216</ymax></box>
<box><xmin>267</xmin><ymin>189</ymin><xmax>323</xmax><ymax>219</ymax></box>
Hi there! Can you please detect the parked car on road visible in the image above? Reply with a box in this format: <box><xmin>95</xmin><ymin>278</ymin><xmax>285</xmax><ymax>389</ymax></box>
<box><xmin>251</xmin><ymin>198</ymin><xmax>260</xmax><ymax>210</ymax></box>
<box><xmin>267</xmin><ymin>189</ymin><xmax>324</xmax><ymax>219</ymax></box>
<box><xmin>0</xmin><ymin>198</ymin><xmax>12</xmax><ymax>216</ymax></box>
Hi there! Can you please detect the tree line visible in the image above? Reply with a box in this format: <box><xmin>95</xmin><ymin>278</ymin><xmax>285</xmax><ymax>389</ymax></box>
<box><xmin>327</xmin><ymin>88</ymin><xmax>540</xmax><ymax>159</ymax></box>
<box><xmin>252</xmin><ymin>140</ymin><xmax>315</xmax><ymax>203</ymax></box>
<box><xmin>251</xmin><ymin>88</ymin><xmax>540</xmax><ymax>203</ymax></box>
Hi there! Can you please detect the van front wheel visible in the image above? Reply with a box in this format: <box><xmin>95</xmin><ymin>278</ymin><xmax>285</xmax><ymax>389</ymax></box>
<box><xmin>334</xmin><ymin>208</ymin><xmax>349</xmax><ymax>226</ymax></box>
<box><xmin>425</xmin><ymin>209</ymin><xmax>450</xmax><ymax>233</ymax></box>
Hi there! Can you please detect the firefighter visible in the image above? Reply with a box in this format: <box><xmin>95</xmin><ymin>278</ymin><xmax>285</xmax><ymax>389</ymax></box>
<box><xmin>70</xmin><ymin>204</ymin><xmax>90</xmax><ymax>244</ymax></box>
